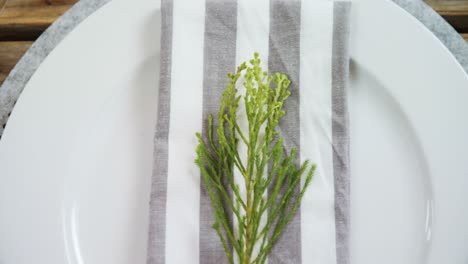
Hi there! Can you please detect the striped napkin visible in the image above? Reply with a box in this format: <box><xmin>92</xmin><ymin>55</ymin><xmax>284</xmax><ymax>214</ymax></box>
<box><xmin>147</xmin><ymin>0</ymin><xmax>351</xmax><ymax>263</ymax></box>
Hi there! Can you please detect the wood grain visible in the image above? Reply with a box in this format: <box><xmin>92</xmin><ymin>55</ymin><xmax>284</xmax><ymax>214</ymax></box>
<box><xmin>0</xmin><ymin>41</ymin><xmax>32</xmax><ymax>84</ymax></box>
<box><xmin>425</xmin><ymin>0</ymin><xmax>468</xmax><ymax>16</ymax></box>
<box><xmin>462</xmin><ymin>33</ymin><xmax>468</xmax><ymax>41</ymax></box>
<box><xmin>0</xmin><ymin>0</ymin><xmax>78</xmax><ymax>40</ymax></box>
<box><xmin>425</xmin><ymin>0</ymin><xmax>468</xmax><ymax>32</ymax></box>
<box><xmin>4</xmin><ymin>0</ymin><xmax>77</xmax><ymax>7</ymax></box>
<box><xmin>444</xmin><ymin>16</ymin><xmax>468</xmax><ymax>32</ymax></box>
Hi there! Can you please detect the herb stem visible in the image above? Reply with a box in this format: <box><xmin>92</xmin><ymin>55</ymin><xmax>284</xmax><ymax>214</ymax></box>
<box><xmin>196</xmin><ymin>53</ymin><xmax>315</xmax><ymax>264</ymax></box>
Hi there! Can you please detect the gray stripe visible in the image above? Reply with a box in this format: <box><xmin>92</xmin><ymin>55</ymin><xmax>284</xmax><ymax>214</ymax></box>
<box><xmin>332</xmin><ymin>2</ymin><xmax>351</xmax><ymax>264</ymax></box>
<box><xmin>200</xmin><ymin>1</ymin><xmax>238</xmax><ymax>263</ymax></box>
<box><xmin>147</xmin><ymin>0</ymin><xmax>173</xmax><ymax>263</ymax></box>
<box><xmin>268</xmin><ymin>1</ymin><xmax>302</xmax><ymax>263</ymax></box>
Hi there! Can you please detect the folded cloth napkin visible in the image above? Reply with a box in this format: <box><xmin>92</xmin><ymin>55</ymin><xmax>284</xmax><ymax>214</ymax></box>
<box><xmin>147</xmin><ymin>0</ymin><xmax>351</xmax><ymax>263</ymax></box>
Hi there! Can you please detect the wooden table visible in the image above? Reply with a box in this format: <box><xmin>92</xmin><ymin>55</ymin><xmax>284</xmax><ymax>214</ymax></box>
<box><xmin>0</xmin><ymin>0</ymin><xmax>467</xmax><ymax>86</ymax></box>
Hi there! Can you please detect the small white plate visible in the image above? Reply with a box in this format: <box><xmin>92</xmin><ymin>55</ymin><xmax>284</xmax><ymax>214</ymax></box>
<box><xmin>0</xmin><ymin>0</ymin><xmax>467</xmax><ymax>263</ymax></box>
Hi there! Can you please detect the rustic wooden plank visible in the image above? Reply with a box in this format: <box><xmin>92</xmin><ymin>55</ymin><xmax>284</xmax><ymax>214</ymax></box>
<box><xmin>425</xmin><ymin>0</ymin><xmax>468</xmax><ymax>32</ymax></box>
<box><xmin>443</xmin><ymin>16</ymin><xmax>468</xmax><ymax>32</ymax></box>
<box><xmin>425</xmin><ymin>0</ymin><xmax>468</xmax><ymax>16</ymax></box>
<box><xmin>0</xmin><ymin>41</ymin><xmax>32</xmax><ymax>85</ymax></box>
<box><xmin>5</xmin><ymin>0</ymin><xmax>77</xmax><ymax>7</ymax></box>
<box><xmin>462</xmin><ymin>33</ymin><xmax>468</xmax><ymax>41</ymax></box>
<box><xmin>0</xmin><ymin>0</ymin><xmax>78</xmax><ymax>40</ymax></box>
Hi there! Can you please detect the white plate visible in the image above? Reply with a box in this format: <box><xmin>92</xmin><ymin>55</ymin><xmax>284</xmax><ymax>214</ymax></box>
<box><xmin>0</xmin><ymin>0</ymin><xmax>467</xmax><ymax>263</ymax></box>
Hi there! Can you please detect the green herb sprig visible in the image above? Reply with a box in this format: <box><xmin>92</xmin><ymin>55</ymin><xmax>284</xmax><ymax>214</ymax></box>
<box><xmin>195</xmin><ymin>53</ymin><xmax>315</xmax><ymax>264</ymax></box>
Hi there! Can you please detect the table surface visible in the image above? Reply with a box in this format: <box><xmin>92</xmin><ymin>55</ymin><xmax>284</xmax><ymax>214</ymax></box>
<box><xmin>0</xmin><ymin>0</ymin><xmax>467</xmax><ymax>86</ymax></box>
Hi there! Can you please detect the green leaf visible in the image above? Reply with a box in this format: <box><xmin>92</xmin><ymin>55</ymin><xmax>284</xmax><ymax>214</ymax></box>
<box><xmin>195</xmin><ymin>53</ymin><xmax>315</xmax><ymax>264</ymax></box>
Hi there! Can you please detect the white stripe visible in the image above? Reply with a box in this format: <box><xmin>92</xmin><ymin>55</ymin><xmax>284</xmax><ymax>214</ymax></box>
<box><xmin>165</xmin><ymin>0</ymin><xmax>205</xmax><ymax>262</ymax></box>
<box><xmin>300</xmin><ymin>1</ymin><xmax>337</xmax><ymax>263</ymax></box>
<box><xmin>234</xmin><ymin>0</ymin><xmax>270</xmax><ymax>263</ymax></box>
<box><xmin>236</xmin><ymin>0</ymin><xmax>270</xmax><ymax>68</ymax></box>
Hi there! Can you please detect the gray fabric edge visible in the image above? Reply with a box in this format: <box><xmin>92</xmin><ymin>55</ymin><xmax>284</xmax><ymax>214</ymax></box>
<box><xmin>332</xmin><ymin>3</ymin><xmax>351</xmax><ymax>264</ymax></box>
<box><xmin>0</xmin><ymin>0</ymin><xmax>111</xmax><ymax>138</ymax></box>
<box><xmin>391</xmin><ymin>0</ymin><xmax>468</xmax><ymax>73</ymax></box>
<box><xmin>147</xmin><ymin>0</ymin><xmax>173</xmax><ymax>263</ymax></box>
<box><xmin>199</xmin><ymin>1</ymin><xmax>238</xmax><ymax>263</ymax></box>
